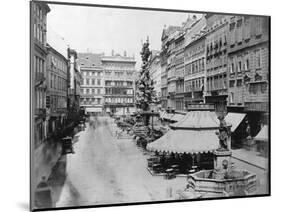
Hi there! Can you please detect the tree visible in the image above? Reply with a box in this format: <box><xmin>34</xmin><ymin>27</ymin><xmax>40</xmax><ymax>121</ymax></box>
<box><xmin>135</xmin><ymin>37</ymin><xmax>156</xmax><ymax>113</ymax></box>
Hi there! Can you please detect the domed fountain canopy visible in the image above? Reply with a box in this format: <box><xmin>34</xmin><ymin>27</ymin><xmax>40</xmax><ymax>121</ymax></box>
<box><xmin>147</xmin><ymin>104</ymin><xmax>231</xmax><ymax>154</ymax></box>
<box><xmin>170</xmin><ymin>110</ymin><xmax>228</xmax><ymax>130</ymax></box>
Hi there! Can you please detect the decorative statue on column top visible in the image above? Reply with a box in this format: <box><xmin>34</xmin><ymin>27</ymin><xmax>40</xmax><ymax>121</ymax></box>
<box><xmin>216</xmin><ymin>115</ymin><xmax>230</xmax><ymax>151</ymax></box>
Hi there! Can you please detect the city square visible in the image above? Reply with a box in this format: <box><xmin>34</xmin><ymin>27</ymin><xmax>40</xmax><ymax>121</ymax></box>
<box><xmin>31</xmin><ymin>1</ymin><xmax>269</xmax><ymax>210</ymax></box>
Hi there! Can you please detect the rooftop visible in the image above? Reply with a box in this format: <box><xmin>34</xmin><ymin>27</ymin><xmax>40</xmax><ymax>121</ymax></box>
<box><xmin>77</xmin><ymin>53</ymin><xmax>103</xmax><ymax>68</ymax></box>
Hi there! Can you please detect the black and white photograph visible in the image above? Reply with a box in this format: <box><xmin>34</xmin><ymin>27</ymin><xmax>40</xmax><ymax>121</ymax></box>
<box><xmin>30</xmin><ymin>1</ymin><xmax>270</xmax><ymax>210</ymax></box>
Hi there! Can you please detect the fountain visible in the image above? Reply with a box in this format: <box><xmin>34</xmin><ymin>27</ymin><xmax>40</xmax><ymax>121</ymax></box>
<box><xmin>179</xmin><ymin>115</ymin><xmax>257</xmax><ymax>199</ymax></box>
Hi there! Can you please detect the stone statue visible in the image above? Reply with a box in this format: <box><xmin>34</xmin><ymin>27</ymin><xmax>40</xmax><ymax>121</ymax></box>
<box><xmin>217</xmin><ymin>115</ymin><xmax>230</xmax><ymax>150</ymax></box>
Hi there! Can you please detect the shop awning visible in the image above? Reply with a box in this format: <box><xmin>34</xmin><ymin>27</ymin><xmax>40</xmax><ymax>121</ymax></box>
<box><xmin>85</xmin><ymin>107</ymin><xmax>102</xmax><ymax>113</ymax></box>
<box><xmin>147</xmin><ymin>129</ymin><xmax>219</xmax><ymax>154</ymax></box>
<box><xmin>225</xmin><ymin>112</ymin><xmax>246</xmax><ymax>132</ymax></box>
<box><xmin>170</xmin><ymin>114</ymin><xmax>185</xmax><ymax>122</ymax></box>
<box><xmin>254</xmin><ymin>125</ymin><xmax>268</xmax><ymax>142</ymax></box>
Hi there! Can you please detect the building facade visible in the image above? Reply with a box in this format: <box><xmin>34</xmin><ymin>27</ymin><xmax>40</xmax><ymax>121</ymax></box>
<box><xmin>67</xmin><ymin>48</ymin><xmax>82</xmax><ymax>120</ymax></box>
<box><xmin>147</xmin><ymin>50</ymin><xmax>162</xmax><ymax>103</ymax></box>
<box><xmin>227</xmin><ymin>15</ymin><xmax>269</xmax><ymax>135</ymax></box>
<box><xmin>205</xmin><ymin>14</ymin><xmax>230</xmax><ymax>113</ymax></box>
<box><xmin>46</xmin><ymin>44</ymin><xmax>69</xmax><ymax>137</ymax></box>
<box><xmin>102</xmin><ymin>51</ymin><xmax>136</xmax><ymax>115</ymax></box>
<box><xmin>183</xmin><ymin>17</ymin><xmax>207</xmax><ymax>109</ymax></box>
<box><xmin>31</xmin><ymin>1</ymin><xmax>50</xmax><ymax>148</ymax></box>
<box><xmin>77</xmin><ymin>53</ymin><xmax>104</xmax><ymax>115</ymax></box>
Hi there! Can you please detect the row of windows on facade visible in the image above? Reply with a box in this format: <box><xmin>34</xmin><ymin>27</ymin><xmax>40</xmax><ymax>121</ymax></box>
<box><xmin>36</xmin><ymin>89</ymin><xmax>45</xmax><ymax>110</ymax></box>
<box><xmin>206</xmin><ymin>54</ymin><xmax>227</xmax><ymax>67</ymax></box>
<box><xmin>105</xmin><ymin>81</ymin><xmax>133</xmax><ymax>87</ymax></box>
<box><xmin>103</xmin><ymin>62</ymin><xmax>135</xmax><ymax>68</ymax></box>
<box><xmin>82</xmin><ymin>71</ymin><xmax>102</xmax><ymax>77</ymax></box>
<box><xmin>50</xmin><ymin>55</ymin><xmax>67</xmax><ymax>73</ymax></box>
<box><xmin>176</xmin><ymin>81</ymin><xmax>184</xmax><ymax>93</ymax></box>
<box><xmin>82</xmin><ymin>98</ymin><xmax>101</xmax><ymax>104</ymax></box>
<box><xmin>83</xmin><ymin>78</ymin><xmax>101</xmax><ymax>86</ymax></box>
<box><xmin>229</xmin><ymin>17</ymin><xmax>264</xmax><ymax>45</ymax></box>
<box><xmin>206</xmin><ymin>74</ymin><xmax>227</xmax><ymax>91</ymax></box>
<box><xmin>49</xmin><ymin>95</ymin><xmax>67</xmax><ymax>109</ymax></box>
<box><xmin>228</xmin><ymin>83</ymin><xmax>268</xmax><ymax>104</ymax></box>
<box><xmin>185</xmin><ymin>77</ymin><xmax>205</xmax><ymax>92</ymax></box>
<box><xmin>206</xmin><ymin>34</ymin><xmax>227</xmax><ymax>55</ymax></box>
<box><xmin>81</xmin><ymin>88</ymin><xmax>101</xmax><ymax>95</ymax></box>
<box><xmin>50</xmin><ymin>73</ymin><xmax>67</xmax><ymax>91</ymax></box>
<box><xmin>33</xmin><ymin>3</ymin><xmax>46</xmax><ymax>46</ymax></box>
<box><xmin>104</xmin><ymin>97</ymin><xmax>134</xmax><ymax>104</ymax></box>
<box><xmin>184</xmin><ymin>58</ymin><xmax>205</xmax><ymax>76</ymax></box>
<box><xmin>184</xmin><ymin>43</ymin><xmax>205</xmax><ymax>59</ymax></box>
<box><xmin>105</xmin><ymin>88</ymin><xmax>134</xmax><ymax>95</ymax></box>
<box><xmin>104</xmin><ymin>70</ymin><xmax>134</xmax><ymax>76</ymax></box>
<box><xmin>229</xmin><ymin>49</ymin><xmax>262</xmax><ymax>73</ymax></box>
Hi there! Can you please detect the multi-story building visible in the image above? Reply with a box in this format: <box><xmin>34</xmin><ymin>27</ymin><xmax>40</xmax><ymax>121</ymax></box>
<box><xmin>31</xmin><ymin>1</ymin><xmax>50</xmax><ymax>148</ymax></box>
<box><xmin>160</xmin><ymin>16</ymin><xmax>199</xmax><ymax>111</ymax></box>
<box><xmin>227</xmin><ymin>15</ymin><xmax>269</xmax><ymax>135</ymax></box>
<box><xmin>67</xmin><ymin>48</ymin><xmax>82</xmax><ymax>120</ymax></box>
<box><xmin>102</xmin><ymin>51</ymin><xmax>136</xmax><ymax>115</ymax></box>
<box><xmin>46</xmin><ymin>44</ymin><xmax>68</xmax><ymax>137</ymax></box>
<box><xmin>183</xmin><ymin>17</ymin><xmax>207</xmax><ymax>107</ymax></box>
<box><xmin>147</xmin><ymin>50</ymin><xmax>161</xmax><ymax>102</ymax></box>
<box><xmin>77</xmin><ymin>53</ymin><xmax>104</xmax><ymax>115</ymax></box>
<box><xmin>174</xmin><ymin>31</ymin><xmax>185</xmax><ymax>111</ymax></box>
<box><xmin>205</xmin><ymin>14</ymin><xmax>230</xmax><ymax>113</ymax></box>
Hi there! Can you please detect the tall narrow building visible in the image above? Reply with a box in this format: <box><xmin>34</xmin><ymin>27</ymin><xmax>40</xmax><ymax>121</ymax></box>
<box><xmin>31</xmin><ymin>1</ymin><xmax>50</xmax><ymax>148</ymax></box>
<box><xmin>77</xmin><ymin>53</ymin><xmax>104</xmax><ymax>115</ymax></box>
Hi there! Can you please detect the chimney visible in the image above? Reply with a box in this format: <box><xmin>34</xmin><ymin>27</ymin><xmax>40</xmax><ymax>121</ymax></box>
<box><xmin>192</xmin><ymin>15</ymin><xmax>197</xmax><ymax>20</ymax></box>
<box><xmin>124</xmin><ymin>51</ymin><xmax>127</xmax><ymax>57</ymax></box>
<box><xmin>111</xmin><ymin>49</ymin><xmax>114</xmax><ymax>56</ymax></box>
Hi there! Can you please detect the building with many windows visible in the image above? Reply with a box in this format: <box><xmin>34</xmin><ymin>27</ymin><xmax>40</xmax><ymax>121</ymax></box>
<box><xmin>46</xmin><ymin>44</ymin><xmax>68</xmax><ymax>137</ymax></box>
<box><xmin>102</xmin><ymin>51</ymin><xmax>136</xmax><ymax>115</ymax></box>
<box><xmin>183</xmin><ymin>17</ymin><xmax>207</xmax><ymax>108</ymax></box>
<box><xmin>227</xmin><ymin>15</ymin><xmax>269</xmax><ymax>136</ymax></box>
<box><xmin>77</xmin><ymin>53</ymin><xmax>104</xmax><ymax>115</ymax></box>
<box><xmin>204</xmin><ymin>14</ymin><xmax>230</xmax><ymax>113</ymax></box>
<box><xmin>31</xmin><ymin>1</ymin><xmax>50</xmax><ymax>148</ymax></box>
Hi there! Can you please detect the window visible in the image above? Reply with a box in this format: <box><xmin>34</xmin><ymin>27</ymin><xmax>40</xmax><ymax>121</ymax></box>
<box><xmin>97</xmin><ymin>89</ymin><xmax>100</xmax><ymax>94</ymax></box>
<box><xmin>261</xmin><ymin>83</ymin><xmax>267</xmax><ymax>93</ymax></box>
<box><xmin>255</xmin><ymin>49</ymin><xmax>261</xmax><ymax>68</ymax></box>
<box><xmin>244</xmin><ymin>58</ymin><xmax>249</xmax><ymax>71</ymax></box>
<box><xmin>237</xmin><ymin>61</ymin><xmax>242</xmax><ymax>72</ymax></box>
<box><xmin>86</xmin><ymin>79</ymin><xmax>89</xmax><ymax>85</ymax></box>
<box><xmin>97</xmin><ymin>79</ymin><xmax>101</xmax><ymax>85</ymax></box>
<box><xmin>230</xmin><ymin>62</ymin><xmax>234</xmax><ymax>73</ymax></box>
<box><xmin>86</xmin><ymin>89</ymin><xmax>89</xmax><ymax>94</ymax></box>
<box><xmin>91</xmin><ymin>79</ymin><xmax>95</xmax><ymax>85</ymax></box>
<box><xmin>255</xmin><ymin>17</ymin><xmax>262</xmax><ymax>36</ymax></box>
<box><xmin>229</xmin><ymin>80</ymin><xmax>235</xmax><ymax>88</ymax></box>
<box><xmin>237</xmin><ymin>79</ymin><xmax>243</xmax><ymax>87</ymax></box>
<box><xmin>92</xmin><ymin>89</ymin><xmax>95</xmax><ymax>94</ymax></box>
<box><xmin>229</xmin><ymin>92</ymin><xmax>234</xmax><ymax>104</ymax></box>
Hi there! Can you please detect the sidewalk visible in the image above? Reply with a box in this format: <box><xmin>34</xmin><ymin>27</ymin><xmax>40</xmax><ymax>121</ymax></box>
<box><xmin>231</xmin><ymin>148</ymin><xmax>268</xmax><ymax>171</ymax></box>
<box><xmin>33</xmin><ymin>140</ymin><xmax>62</xmax><ymax>187</ymax></box>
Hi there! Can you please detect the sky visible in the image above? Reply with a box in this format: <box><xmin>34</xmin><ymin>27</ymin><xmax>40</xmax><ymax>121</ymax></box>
<box><xmin>47</xmin><ymin>3</ymin><xmax>202</xmax><ymax>69</ymax></box>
